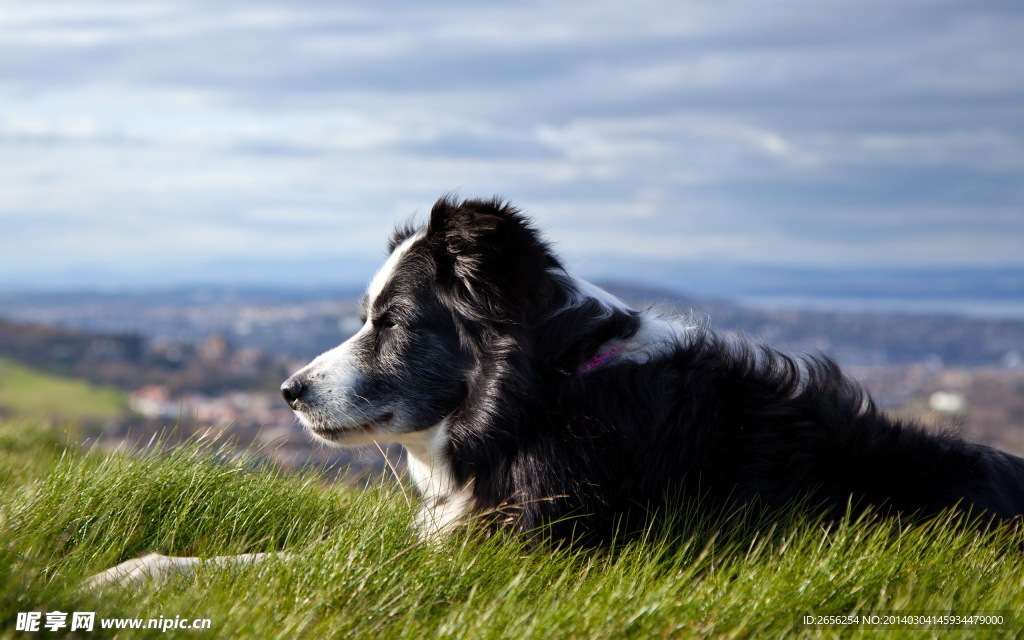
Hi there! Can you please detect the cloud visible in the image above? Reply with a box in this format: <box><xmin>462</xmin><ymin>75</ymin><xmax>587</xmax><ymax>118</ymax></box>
<box><xmin>1</xmin><ymin>0</ymin><xmax>1022</xmax><ymax>289</ymax></box>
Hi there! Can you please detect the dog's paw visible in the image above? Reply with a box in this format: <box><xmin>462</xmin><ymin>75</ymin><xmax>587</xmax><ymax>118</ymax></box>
<box><xmin>82</xmin><ymin>553</ymin><xmax>182</xmax><ymax>590</ymax></box>
<box><xmin>81</xmin><ymin>552</ymin><xmax>286</xmax><ymax>590</ymax></box>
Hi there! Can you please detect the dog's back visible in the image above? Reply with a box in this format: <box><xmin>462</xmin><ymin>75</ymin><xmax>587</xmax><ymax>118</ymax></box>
<box><xmin>447</xmin><ymin>321</ymin><xmax>1024</xmax><ymax>543</ymax></box>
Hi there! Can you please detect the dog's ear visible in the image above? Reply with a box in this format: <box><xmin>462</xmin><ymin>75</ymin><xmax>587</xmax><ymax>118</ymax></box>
<box><xmin>427</xmin><ymin>196</ymin><xmax>562</xmax><ymax>323</ymax></box>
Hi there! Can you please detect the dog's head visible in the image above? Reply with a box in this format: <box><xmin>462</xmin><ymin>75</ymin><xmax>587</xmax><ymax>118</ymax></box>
<box><xmin>281</xmin><ymin>196</ymin><xmax>567</xmax><ymax>446</ymax></box>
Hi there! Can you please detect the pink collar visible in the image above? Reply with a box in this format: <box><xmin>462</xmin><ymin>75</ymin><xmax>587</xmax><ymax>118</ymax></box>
<box><xmin>577</xmin><ymin>345</ymin><xmax>625</xmax><ymax>374</ymax></box>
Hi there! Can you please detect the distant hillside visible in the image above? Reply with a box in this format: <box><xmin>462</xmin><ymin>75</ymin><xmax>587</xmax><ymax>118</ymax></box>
<box><xmin>0</xmin><ymin>317</ymin><xmax>142</xmax><ymax>376</ymax></box>
<box><xmin>0</xmin><ymin>318</ymin><xmax>289</xmax><ymax>395</ymax></box>
<box><xmin>0</xmin><ymin>357</ymin><xmax>127</xmax><ymax>422</ymax></box>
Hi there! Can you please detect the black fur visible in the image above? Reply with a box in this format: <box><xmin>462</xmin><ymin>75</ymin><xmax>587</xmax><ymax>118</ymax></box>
<box><xmin>324</xmin><ymin>196</ymin><xmax>1024</xmax><ymax>544</ymax></box>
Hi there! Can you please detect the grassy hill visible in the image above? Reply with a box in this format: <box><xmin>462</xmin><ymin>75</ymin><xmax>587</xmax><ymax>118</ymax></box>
<box><xmin>1</xmin><ymin>423</ymin><xmax>1022</xmax><ymax>638</ymax></box>
<box><xmin>0</xmin><ymin>357</ymin><xmax>127</xmax><ymax>423</ymax></box>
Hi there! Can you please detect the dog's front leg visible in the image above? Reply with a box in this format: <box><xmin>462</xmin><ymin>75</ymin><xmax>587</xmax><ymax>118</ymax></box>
<box><xmin>82</xmin><ymin>552</ymin><xmax>285</xmax><ymax>590</ymax></box>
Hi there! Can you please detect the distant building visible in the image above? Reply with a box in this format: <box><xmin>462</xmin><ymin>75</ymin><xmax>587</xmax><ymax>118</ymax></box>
<box><xmin>929</xmin><ymin>391</ymin><xmax>966</xmax><ymax>413</ymax></box>
<box><xmin>129</xmin><ymin>385</ymin><xmax>174</xmax><ymax>418</ymax></box>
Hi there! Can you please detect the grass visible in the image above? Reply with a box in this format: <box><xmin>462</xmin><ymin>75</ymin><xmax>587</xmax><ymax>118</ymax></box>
<box><xmin>1</xmin><ymin>421</ymin><xmax>1023</xmax><ymax>638</ymax></box>
<box><xmin>0</xmin><ymin>358</ymin><xmax>127</xmax><ymax>423</ymax></box>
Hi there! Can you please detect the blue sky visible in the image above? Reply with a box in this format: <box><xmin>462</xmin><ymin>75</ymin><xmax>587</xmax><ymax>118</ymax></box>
<box><xmin>1</xmin><ymin>0</ymin><xmax>1022</xmax><ymax>290</ymax></box>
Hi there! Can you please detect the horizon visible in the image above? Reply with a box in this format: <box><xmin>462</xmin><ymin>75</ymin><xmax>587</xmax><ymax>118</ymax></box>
<box><xmin>3</xmin><ymin>262</ymin><xmax>1024</xmax><ymax>321</ymax></box>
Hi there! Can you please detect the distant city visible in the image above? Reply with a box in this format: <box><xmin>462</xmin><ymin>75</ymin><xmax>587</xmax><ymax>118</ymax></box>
<box><xmin>0</xmin><ymin>281</ymin><xmax>1022</xmax><ymax>477</ymax></box>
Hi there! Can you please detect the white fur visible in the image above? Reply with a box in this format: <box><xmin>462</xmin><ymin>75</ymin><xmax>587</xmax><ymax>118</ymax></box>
<box><xmin>565</xmin><ymin>274</ymin><xmax>632</xmax><ymax>311</ymax></box>
<box><xmin>367</xmin><ymin>229</ymin><xmax>426</xmax><ymax>304</ymax></box>
<box><xmin>619</xmin><ymin>311</ymin><xmax>692</xmax><ymax>364</ymax></box>
<box><xmin>83</xmin><ymin>552</ymin><xmax>284</xmax><ymax>590</ymax></box>
<box><xmin>396</xmin><ymin>421</ymin><xmax>474</xmax><ymax>539</ymax></box>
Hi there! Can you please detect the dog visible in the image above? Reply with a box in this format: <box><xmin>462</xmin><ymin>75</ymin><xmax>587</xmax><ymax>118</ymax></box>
<box><xmin>281</xmin><ymin>196</ymin><xmax>1024</xmax><ymax>542</ymax></box>
<box><xmin>87</xmin><ymin>195</ymin><xmax>1024</xmax><ymax>587</ymax></box>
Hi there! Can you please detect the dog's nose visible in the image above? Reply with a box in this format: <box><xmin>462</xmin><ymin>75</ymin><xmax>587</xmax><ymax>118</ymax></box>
<box><xmin>280</xmin><ymin>377</ymin><xmax>306</xmax><ymax>409</ymax></box>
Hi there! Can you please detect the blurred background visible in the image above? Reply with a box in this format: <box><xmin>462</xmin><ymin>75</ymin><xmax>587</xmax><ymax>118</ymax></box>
<box><xmin>1</xmin><ymin>0</ymin><xmax>1022</xmax><ymax>475</ymax></box>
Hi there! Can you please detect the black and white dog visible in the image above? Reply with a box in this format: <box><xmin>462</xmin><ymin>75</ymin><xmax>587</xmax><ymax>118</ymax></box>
<box><xmin>87</xmin><ymin>196</ymin><xmax>1024</xmax><ymax>587</ymax></box>
<box><xmin>281</xmin><ymin>196</ymin><xmax>1024</xmax><ymax>543</ymax></box>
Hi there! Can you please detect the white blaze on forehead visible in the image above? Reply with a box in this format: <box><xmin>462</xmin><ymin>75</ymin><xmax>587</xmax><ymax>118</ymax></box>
<box><xmin>366</xmin><ymin>228</ymin><xmax>427</xmax><ymax>308</ymax></box>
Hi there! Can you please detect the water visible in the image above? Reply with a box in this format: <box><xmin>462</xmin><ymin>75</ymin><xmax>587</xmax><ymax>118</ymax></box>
<box><xmin>737</xmin><ymin>295</ymin><xmax>1024</xmax><ymax>320</ymax></box>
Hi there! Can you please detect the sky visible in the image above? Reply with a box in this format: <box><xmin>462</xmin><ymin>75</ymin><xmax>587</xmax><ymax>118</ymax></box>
<box><xmin>1</xmin><ymin>0</ymin><xmax>1022</xmax><ymax>292</ymax></box>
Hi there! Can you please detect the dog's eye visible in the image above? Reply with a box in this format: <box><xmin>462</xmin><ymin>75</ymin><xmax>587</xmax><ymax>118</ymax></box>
<box><xmin>371</xmin><ymin>316</ymin><xmax>397</xmax><ymax>354</ymax></box>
